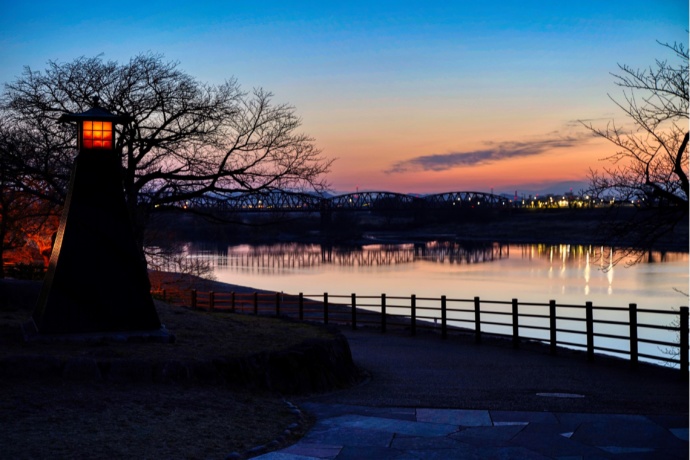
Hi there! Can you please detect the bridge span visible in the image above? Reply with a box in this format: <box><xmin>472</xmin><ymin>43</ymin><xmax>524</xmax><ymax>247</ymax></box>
<box><xmin>181</xmin><ymin>190</ymin><xmax>512</xmax><ymax>213</ymax></box>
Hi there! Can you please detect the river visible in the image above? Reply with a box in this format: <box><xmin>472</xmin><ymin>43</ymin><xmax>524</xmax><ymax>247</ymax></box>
<box><xmin>156</xmin><ymin>240</ymin><xmax>689</xmax><ymax>365</ymax></box>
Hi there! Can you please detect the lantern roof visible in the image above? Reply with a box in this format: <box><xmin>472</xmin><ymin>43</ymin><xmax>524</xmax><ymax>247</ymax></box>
<box><xmin>58</xmin><ymin>97</ymin><xmax>131</xmax><ymax>125</ymax></box>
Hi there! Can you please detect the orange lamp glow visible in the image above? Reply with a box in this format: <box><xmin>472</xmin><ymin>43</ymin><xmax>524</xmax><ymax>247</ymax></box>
<box><xmin>82</xmin><ymin>121</ymin><xmax>113</xmax><ymax>149</ymax></box>
<box><xmin>58</xmin><ymin>97</ymin><xmax>129</xmax><ymax>154</ymax></box>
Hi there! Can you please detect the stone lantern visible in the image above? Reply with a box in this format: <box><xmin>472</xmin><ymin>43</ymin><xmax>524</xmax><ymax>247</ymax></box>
<box><xmin>28</xmin><ymin>97</ymin><xmax>166</xmax><ymax>338</ymax></box>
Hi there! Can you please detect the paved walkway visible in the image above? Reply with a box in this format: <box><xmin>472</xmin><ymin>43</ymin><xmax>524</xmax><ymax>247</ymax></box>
<box><xmin>259</xmin><ymin>403</ymin><xmax>687</xmax><ymax>459</ymax></box>
<box><xmin>257</xmin><ymin>329</ymin><xmax>689</xmax><ymax>459</ymax></box>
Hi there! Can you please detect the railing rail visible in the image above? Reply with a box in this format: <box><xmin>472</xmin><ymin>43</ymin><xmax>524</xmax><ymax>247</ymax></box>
<box><xmin>152</xmin><ymin>288</ymin><xmax>689</xmax><ymax>378</ymax></box>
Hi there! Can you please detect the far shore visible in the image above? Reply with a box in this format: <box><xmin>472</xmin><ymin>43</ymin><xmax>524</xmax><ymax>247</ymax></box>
<box><xmin>149</xmin><ymin>207</ymin><xmax>689</xmax><ymax>253</ymax></box>
<box><xmin>335</xmin><ymin>230</ymin><xmax>690</xmax><ymax>252</ymax></box>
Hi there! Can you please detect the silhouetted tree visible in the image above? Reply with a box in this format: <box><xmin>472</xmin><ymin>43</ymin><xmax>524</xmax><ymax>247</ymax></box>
<box><xmin>1</xmin><ymin>54</ymin><xmax>333</xmax><ymax>249</ymax></box>
<box><xmin>581</xmin><ymin>40</ymin><xmax>688</xmax><ymax>262</ymax></box>
<box><xmin>0</xmin><ymin>118</ymin><xmax>61</xmax><ymax>276</ymax></box>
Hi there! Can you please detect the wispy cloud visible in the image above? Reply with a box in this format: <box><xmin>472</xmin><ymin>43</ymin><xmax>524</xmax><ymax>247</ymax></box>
<box><xmin>387</xmin><ymin>133</ymin><xmax>590</xmax><ymax>173</ymax></box>
<box><xmin>568</xmin><ymin>116</ymin><xmax>615</xmax><ymax>127</ymax></box>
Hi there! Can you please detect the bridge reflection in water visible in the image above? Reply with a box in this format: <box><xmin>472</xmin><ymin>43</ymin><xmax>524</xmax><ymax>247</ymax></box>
<box><xmin>180</xmin><ymin>242</ymin><xmax>510</xmax><ymax>273</ymax></box>
<box><xmin>153</xmin><ymin>241</ymin><xmax>688</xmax><ymax>278</ymax></box>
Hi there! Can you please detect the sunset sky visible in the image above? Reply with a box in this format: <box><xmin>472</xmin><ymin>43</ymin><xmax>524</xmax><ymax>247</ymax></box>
<box><xmin>1</xmin><ymin>1</ymin><xmax>687</xmax><ymax>196</ymax></box>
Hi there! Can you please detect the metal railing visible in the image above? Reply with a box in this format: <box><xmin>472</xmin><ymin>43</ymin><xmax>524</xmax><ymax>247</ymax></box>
<box><xmin>152</xmin><ymin>288</ymin><xmax>689</xmax><ymax>378</ymax></box>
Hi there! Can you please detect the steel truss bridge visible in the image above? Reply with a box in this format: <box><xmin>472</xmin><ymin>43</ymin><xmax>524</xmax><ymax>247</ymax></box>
<box><xmin>182</xmin><ymin>190</ymin><xmax>512</xmax><ymax>213</ymax></box>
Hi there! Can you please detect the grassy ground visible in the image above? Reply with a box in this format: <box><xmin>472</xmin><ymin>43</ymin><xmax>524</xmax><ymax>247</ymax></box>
<box><xmin>0</xmin><ymin>278</ymin><xmax>336</xmax><ymax>459</ymax></box>
<box><xmin>0</xmin><ymin>380</ymin><xmax>310</xmax><ymax>459</ymax></box>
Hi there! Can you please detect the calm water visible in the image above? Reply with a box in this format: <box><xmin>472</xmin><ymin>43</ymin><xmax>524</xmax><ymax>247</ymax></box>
<box><xmin>163</xmin><ymin>241</ymin><xmax>689</xmax><ymax>364</ymax></box>
<box><xmin>184</xmin><ymin>242</ymin><xmax>688</xmax><ymax>309</ymax></box>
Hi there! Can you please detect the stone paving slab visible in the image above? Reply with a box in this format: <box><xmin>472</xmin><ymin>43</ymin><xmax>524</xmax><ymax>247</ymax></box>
<box><xmin>254</xmin><ymin>403</ymin><xmax>690</xmax><ymax>460</ymax></box>
<box><xmin>416</xmin><ymin>408</ymin><xmax>492</xmax><ymax>426</ymax></box>
<box><xmin>448</xmin><ymin>424</ymin><xmax>528</xmax><ymax>446</ymax></box>
<box><xmin>491</xmin><ymin>410</ymin><xmax>560</xmax><ymax>425</ymax></box>
<box><xmin>320</xmin><ymin>414</ymin><xmax>459</xmax><ymax>437</ymax></box>
<box><xmin>301</xmin><ymin>424</ymin><xmax>393</xmax><ymax>448</ymax></box>
<box><xmin>257</xmin><ymin>328</ymin><xmax>688</xmax><ymax>459</ymax></box>
<box><xmin>671</xmin><ymin>427</ymin><xmax>689</xmax><ymax>442</ymax></box>
<box><xmin>507</xmin><ymin>421</ymin><xmax>607</xmax><ymax>458</ymax></box>
<box><xmin>279</xmin><ymin>443</ymin><xmax>342</xmax><ymax>459</ymax></box>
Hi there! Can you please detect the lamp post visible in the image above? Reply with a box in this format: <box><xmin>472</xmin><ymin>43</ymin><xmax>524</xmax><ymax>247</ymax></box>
<box><xmin>28</xmin><ymin>97</ymin><xmax>166</xmax><ymax>339</ymax></box>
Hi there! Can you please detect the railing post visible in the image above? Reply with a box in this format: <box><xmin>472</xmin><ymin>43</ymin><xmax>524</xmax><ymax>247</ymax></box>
<box><xmin>411</xmin><ymin>294</ymin><xmax>417</xmax><ymax>336</ymax></box>
<box><xmin>381</xmin><ymin>294</ymin><xmax>387</xmax><ymax>333</ymax></box>
<box><xmin>275</xmin><ymin>292</ymin><xmax>281</xmax><ymax>316</ymax></box>
<box><xmin>549</xmin><ymin>300</ymin><xmax>557</xmax><ymax>355</ymax></box>
<box><xmin>162</xmin><ymin>289</ymin><xmax>167</xmax><ymax>301</ymax></box>
<box><xmin>680</xmin><ymin>306</ymin><xmax>688</xmax><ymax>379</ymax></box>
<box><xmin>253</xmin><ymin>292</ymin><xmax>258</xmax><ymax>315</ymax></box>
<box><xmin>191</xmin><ymin>289</ymin><xmax>197</xmax><ymax>309</ymax></box>
<box><xmin>511</xmin><ymin>298</ymin><xmax>519</xmax><ymax>349</ymax></box>
<box><xmin>323</xmin><ymin>292</ymin><xmax>329</xmax><ymax>325</ymax></box>
<box><xmin>209</xmin><ymin>291</ymin><xmax>215</xmax><ymax>311</ymax></box>
<box><xmin>351</xmin><ymin>293</ymin><xmax>357</xmax><ymax>330</ymax></box>
<box><xmin>441</xmin><ymin>295</ymin><xmax>447</xmax><ymax>339</ymax></box>
<box><xmin>474</xmin><ymin>296</ymin><xmax>481</xmax><ymax>344</ymax></box>
<box><xmin>298</xmin><ymin>293</ymin><xmax>304</xmax><ymax>321</ymax></box>
<box><xmin>231</xmin><ymin>292</ymin><xmax>235</xmax><ymax>313</ymax></box>
<box><xmin>586</xmin><ymin>301</ymin><xmax>594</xmax><ymax>361</ymax></box>
<box><xmin>629</xmin><ymin>303</ymin><xmax>638</xmax><ymax>369</ymax></box>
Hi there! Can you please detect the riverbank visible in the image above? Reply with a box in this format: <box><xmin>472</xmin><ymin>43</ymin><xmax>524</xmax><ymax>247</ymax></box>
<box><xmin>0</xmin><ymin>276</ymin><xmax>360</xmax><ymax>459</ymax></box>
<box><xmin>2</xmin><ymin>271</ymin><xmax>687</xmax><ymax>458</ymax></box>
<box><xmin>350</xmin><ymin>208</ymin><xmax>688</xmax><ymax>252</ymax></box>
<box><xmin>149</xmin><ymin>206</ymin><xmax>689</xmax><ymax>253</ymax></box>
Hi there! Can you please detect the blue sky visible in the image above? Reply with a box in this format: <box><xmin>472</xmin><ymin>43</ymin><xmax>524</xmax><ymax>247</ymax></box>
<box><xmin>1</xmin><ymin>1</ymin><xmax>687</xmax><ymax>195</ymax></box>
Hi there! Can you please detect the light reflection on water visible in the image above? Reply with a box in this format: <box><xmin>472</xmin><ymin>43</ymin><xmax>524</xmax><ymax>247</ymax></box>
<box><xmin>157</xmin><ymin>241</ymin><xmax>688</xmax><ymax>365</ymax></box>
<box><xmin>178</xmin><ymin>241</ymin><xmax>688</xmax><ymax>311</ymax></box>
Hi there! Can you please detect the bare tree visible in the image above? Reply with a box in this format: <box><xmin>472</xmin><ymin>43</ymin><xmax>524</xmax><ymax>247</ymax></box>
<box><xmin>0</xmin><ymin>118</ymin><xmax>62</xmax><ymax>277</ymax></box>
<box><xmin>581</xmin><ymin>40</ymin><xmax>688</xmax><ymax>261</ymax></box>
<box><xmin>1</xmin><ymin>53</ymin><xmax>333</xmax><ymax>247</ymax></box>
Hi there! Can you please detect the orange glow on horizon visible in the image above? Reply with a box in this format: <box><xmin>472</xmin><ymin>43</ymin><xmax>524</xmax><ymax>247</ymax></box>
<box><xmin>326</xmin><ymin>137</ymin><xmax>616</xmax><ymax>195</ymax></box>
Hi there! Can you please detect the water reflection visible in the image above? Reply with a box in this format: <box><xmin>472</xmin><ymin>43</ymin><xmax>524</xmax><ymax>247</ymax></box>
<box><xmin>152</xmin><ymin>241</ymin><xmax>683</xmax><ymax>271</ymax></box>
<box><xmin>148</xmin><ymin>241</ymin><xmax>688</xmax><ymax>310</ymax></box>
<box><xmin>149</xmin><ymin>240</ymin><xmax>688</xmax><ymax>366</ymax></box>
<box><xmin>218</xmin><ymin>242</ymin><xmax>512</xmax><ymax>269</ymax></box>
<box><xmin>415</xmin><ymin>241</ymin><xmax>509</xmax><ymax>264</ymax></box>
<box><xmin>168</xmin><ymin>241</ymin><xmax>686</xmax><ymax>271</ymax></box>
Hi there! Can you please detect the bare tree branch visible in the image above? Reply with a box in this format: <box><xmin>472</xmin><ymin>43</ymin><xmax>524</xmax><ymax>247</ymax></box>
<box><xmin>580</xmin><ymin>40</ymin><xmax>688</xmax><ymax>258</ymax></box>
<box><xmin>1</xmin><ymin>53</ymin><xmax>334</xmax><ymax>248</ymax></box>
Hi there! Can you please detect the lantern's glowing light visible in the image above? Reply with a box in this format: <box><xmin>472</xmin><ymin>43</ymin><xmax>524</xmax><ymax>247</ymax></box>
<box><xmin>82</xmin><ymin>121</ymin><xmax>112</xmax><ymax>149</ymax></box>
